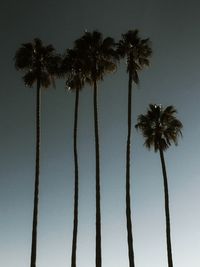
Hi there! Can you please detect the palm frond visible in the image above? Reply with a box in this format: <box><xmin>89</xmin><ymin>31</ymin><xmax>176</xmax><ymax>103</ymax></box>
<box><xmin>23</xmin><ymin>71</ymin><xmax>37</xmax><ymax>87</ymax></box>
<box><xmin>14</xmin><ymin>45</ymin><xmax>33</xmax><ymax>70</ymax></box>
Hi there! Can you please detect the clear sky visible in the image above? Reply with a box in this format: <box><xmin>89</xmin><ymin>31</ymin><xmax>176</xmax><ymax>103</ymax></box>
<box><xmin>1</xmin><ymin>0</ymin><xmax>200</xmax><ymax>267</ymax></box>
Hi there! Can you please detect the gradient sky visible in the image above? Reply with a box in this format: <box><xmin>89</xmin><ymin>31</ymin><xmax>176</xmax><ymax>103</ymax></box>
<box><xmin>1</xmin><ymin>0</ymin><xmax>200</xmax><ymax>267</ymax></box>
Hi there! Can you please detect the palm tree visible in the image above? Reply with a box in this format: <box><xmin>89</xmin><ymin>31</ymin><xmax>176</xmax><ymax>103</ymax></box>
<box><xmin>61</xmin><ymin>48</ymin><xmax>87</xmax><ymax>267</ymax></box>
<box><xmin>117</xmin><ymin>30</ymin><xmax>152</xmax><ymax>267</ymax></box>
<box><xmin>14</xmin><ymin>38</ymin><xmax>60</xmax><ymax>267</ymax></box>
<box><xmin>74</xmin><ymin>31</ymin><xmax>117</xmax><ymax>267</ymax></box>
<box><xmin>135</xmin><ymin>104</ymin><xmax>183</xmax><ymax>267</ymax></box>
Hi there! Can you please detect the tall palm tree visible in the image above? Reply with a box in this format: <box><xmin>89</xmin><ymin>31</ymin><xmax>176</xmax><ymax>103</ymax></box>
<box><xmin>14</xmin><ymin>38</ymin><xmax>60</xmax><ymax>267</ymax></box>
<box><xmin>117</xmin><ymin>30</ymin><xmax>152</xmax><ymax>267</ymax></box>
<box><xmin>135</xmin><ymin>104</ymin><xmax>183</xmax><ymax>267</ymax></box>
<box><xmin>61</xmin><ymin>48</ymin><xmax>87</xmax><ymax>267</ymax></box>
<box><xmin>74</xmin><ymin>31</ymin><xmax>117</xmax><ymax>267</ymax></box>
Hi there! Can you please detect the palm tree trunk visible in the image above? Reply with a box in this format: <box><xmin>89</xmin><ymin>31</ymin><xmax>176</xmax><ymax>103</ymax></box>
<box><xmin>30</xmin><ymin>79</ymin><xmax>41</xmax><ymax>267</ymax></box>
<box><xmin>126</xmin><ymin>72</ymin><xmax>135</xmax><ymax>267</ymax></box>
<box><xmin>159</xmin><ymin>148</ymin><xmax>174</xmax><ymax>267</ymax></box>
<box><xmin>71</xmin><ymin>89</ymin><xmax>80</xmax><ymax>267</ymax></box>
<box><xmin>93</xmin><ymin>80</ymin><xmax>102</xmax><ymax>267</ymax></box>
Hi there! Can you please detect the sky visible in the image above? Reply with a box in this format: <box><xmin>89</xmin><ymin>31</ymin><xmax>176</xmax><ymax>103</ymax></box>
<box><xmin>1</xmin><ymin>0</ymin><xmax>200</xmax><ymax>267</ymax></box>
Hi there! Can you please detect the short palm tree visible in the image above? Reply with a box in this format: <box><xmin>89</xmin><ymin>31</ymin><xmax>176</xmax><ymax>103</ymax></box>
<box><xmin>117</xmin><ymin>30</ymin><xmax>152</xmax><ymax>267</ymax></box>
<box><xmin>74</xmin><ymin>31</ymin><xmax>117</xmax><ymax>267</ymax></box>
<box><xmin>61</xmin><ymin>48</ymin><xmax>87</xmax><ymax>267</ymax></box>
<box><xmin>14</xmin><ymin>38</ymin><xmax>60</xmax><ymax>267</ymax></box>
<box><xmin>135</xmin><ymin>104</ymin><xmax>183</xmax><ymax>267</ymax></box>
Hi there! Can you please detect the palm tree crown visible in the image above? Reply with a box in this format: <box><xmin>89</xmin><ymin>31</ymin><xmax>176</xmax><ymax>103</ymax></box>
<box><xmin>61</xmin><ymin>48</ymin><xmax>88</xmax><ymax>91</ymax></box>
<box><xmin>136</xmin><ymin>104</ymin><xmax>183</xmax><ymax>151</ymax></box>
<box><xmin>117</xmin><ymin>30</ymin><xmax>152</xmax><ymax>83</ymax></box>
<box><xmin>14</xmin><ymin>38</ymin><xmax>60</xmax><ymax>88</ymax></box>
<box><xmin>74</xmin><ymin>30</ymin><xmax>117</xmax><ymax>83</ymax></box>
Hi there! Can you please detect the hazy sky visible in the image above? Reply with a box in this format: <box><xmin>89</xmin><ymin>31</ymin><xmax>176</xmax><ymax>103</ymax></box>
<box><xmin>1</xmin><ymin>0</ymin><xmax>200</xmax><ymax>267</ymax></box>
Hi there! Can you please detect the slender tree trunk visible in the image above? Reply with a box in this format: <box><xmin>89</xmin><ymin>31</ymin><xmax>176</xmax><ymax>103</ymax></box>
<box><xmin>126</xmin><ymin>72</ymin><xmax>135</xmax><ymax>267</ymax></box>
<box><xmin>30</xmin><ymin>79</ymin><xmax>41</xmax><ymax>267</ymax></box>
<box><xmin>71</xmin><ymin>89</ymin><xmax>80</xmax><ymax>267</ymax></box>
<box><xmin>159</xmin><ymin>148</ymin><xmax>174</xmax><ymax>267</ymax></box>
<box><xmin>93</xmin><ymin>80</ymin><xmax>102</xmax><ymax>267</ymax></box>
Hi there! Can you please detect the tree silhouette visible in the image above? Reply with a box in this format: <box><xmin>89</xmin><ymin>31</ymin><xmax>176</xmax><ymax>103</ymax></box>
<box><xmin>61</xmin><ymin>48</ymin><xmax>87</xmax><ymax>267</ymax></box>
<box><xmin>74</xmin><ymin>31</ymin><xmax>117</xmax><ymax>267</ymax></box>
<box><xmin>14</xmin><ymin>38</ymin><xmax>60</xmax><ymax>267</ymax></box>
<box><xmin>136</xmin><ymin>104</ymin><xmax>183</xmax><ymax>267</ymax></box>
<box><xmin>117</xmin><ymin>30</ymin><xmax>152</xmax><ymax>267</ymax></box>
